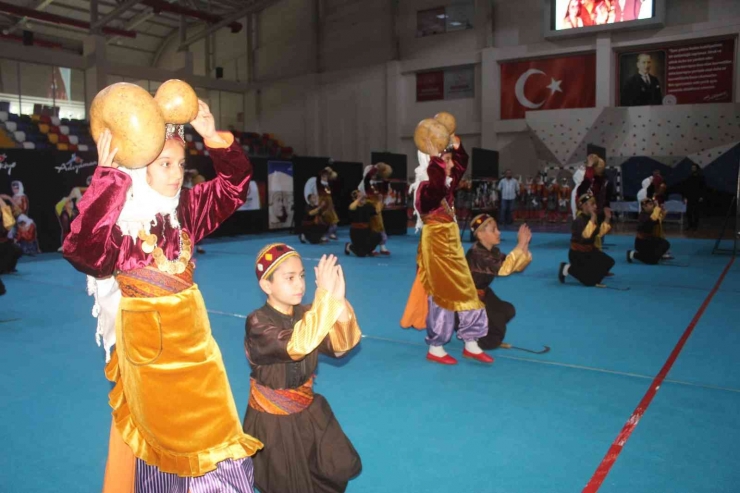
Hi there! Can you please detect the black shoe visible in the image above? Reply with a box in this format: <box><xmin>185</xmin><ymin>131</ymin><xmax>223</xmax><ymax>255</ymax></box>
<box><xmin>0</xmin><ymin>278</ymin><xmax>6</xmax><ymax>296</ymax></box>
<box><xmin>558</xmin><ymin>262</ymin><xmax>566</xmax><ymax>284</ymax></box>
<box><xmin>197</xmin><ymin>247</ymin><xmax>206</xmax><ymax>254</ymax></box>
<box><xmin>345</xmin><ymin>242</ymin><xmax>351</xmax><ymax>256</ymax></box>
<box><xmin>299</xmin><ymin>234</ymin><xmax>307</xmax><ymax>244</ymax></box>
<box><xmin>626</xmin><ymin>250</ymin><xmax>633</xmax><ymax>263</ymax></box>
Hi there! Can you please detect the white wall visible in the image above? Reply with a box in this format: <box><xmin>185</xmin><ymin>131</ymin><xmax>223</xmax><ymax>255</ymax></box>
<box><xmin>4</xmin><ymin>0</ymin><xmax>738</xmax><ymax>179</ymax></box>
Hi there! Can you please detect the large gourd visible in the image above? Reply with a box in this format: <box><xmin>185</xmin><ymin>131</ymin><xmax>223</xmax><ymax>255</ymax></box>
<box><xmin>90</xmin><ymin>83</ymin><xmax>166</xmax><ymax>169</ymax></box>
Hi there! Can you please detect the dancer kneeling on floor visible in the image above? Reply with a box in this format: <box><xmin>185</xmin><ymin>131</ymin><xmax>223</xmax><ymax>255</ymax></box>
<box><xmin>559</xmin><ymin>192</ymin><xmax>615</xmax><ymax>287</ymax></box>
<box><xmin>243</xmin><ymin>247</ymin><xmax>362</xmax><ymax>493</ymax></box>
<box><xmin>465</xmin><ymin>215</ymin><xmax>532</xmax><ymax>350</ymax></box>
<box><xmin>345</xmin><ymin>191</ymin><xmax>382</xmax><ymax>257</ymax></box>
<box><xmin>299</xmin><ymin>193</ymin><xmax>329</xmax><ymax>244</ymax></box>
<box><xmin>628</xmin><ymin>197</ymin><xmax>670</xmax><ymax>265</ymax></box>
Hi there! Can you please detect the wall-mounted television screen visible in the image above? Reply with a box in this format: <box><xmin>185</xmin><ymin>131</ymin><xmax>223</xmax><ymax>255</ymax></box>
<box><xmin>544</xmin><ymin>0</ymin><xmax>664</xmax><ymax>38</ymax></box>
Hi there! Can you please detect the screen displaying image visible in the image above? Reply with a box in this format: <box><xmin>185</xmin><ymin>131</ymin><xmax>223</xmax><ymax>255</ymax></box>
<box><xmin>553</xmin><ymin>0</ymin><xmax>654</xmax><ymax>31</ymax></box>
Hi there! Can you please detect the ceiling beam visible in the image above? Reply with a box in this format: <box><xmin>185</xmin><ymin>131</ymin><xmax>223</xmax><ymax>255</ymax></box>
<box><xmin>178</xmin><ymin>0</ymin><xmax>274</xmax><ymax>50</ymax></box>
<box><xmin>53</xmin><ymin>1</ymin><xmax>179</xmax><ymax>29</ymax></box>
<box><xmin>2</xmin><ymin>0</ymin><xmax>56</xmax><ymax>36</ymax></box>
<box><xmin>0</xmin><ymin>0</ymin><xmax>137</xmax><ymax>37</ymax></box>
<box><xmin>91</xmin><ymin>0</ymin><xmax>141</xmax><ymax>32</ymax></box>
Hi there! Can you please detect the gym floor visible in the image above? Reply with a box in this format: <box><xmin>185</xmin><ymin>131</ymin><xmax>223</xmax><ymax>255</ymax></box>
<box><xmin>1</xmin><ymin>227</ymin><xmax>738</xmax><ymax>492</ymax></box>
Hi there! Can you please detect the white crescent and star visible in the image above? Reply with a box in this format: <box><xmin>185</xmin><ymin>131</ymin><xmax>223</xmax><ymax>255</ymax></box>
<box><xmin>514</xmin><ymin>69</ymin><xmax>563</xmax><ymax>108</ymax></box>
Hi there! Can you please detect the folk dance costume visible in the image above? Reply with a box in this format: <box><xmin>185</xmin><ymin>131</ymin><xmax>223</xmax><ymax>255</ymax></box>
<box><xmin>400</xmin><ymin>139</ymin><xmax>493</xmax><ymax>365</ymax></box>
<box><xmin>559</xmin><ymin>193</ymin><xmax>615</xmax><ymax>287</ymax></box>
<box><xmin>514</xmin><ymin>178</ymin><xmax>527</xmax><ymax>222</ymax></box>
<box><xmin>628</xmin><ymin>199</ymin><xmax>670</xmax><ymax>265</ymax></box>
<box><xmin>304</xmin><ymin>167</ymin><xmax>340</xmax><ymax>240</ymax></box>
<box><xmin>244</xmin><ymin>244</ymin><xmax>362</xmax><ymax>493</ymax></box>
<box><xmin>345</xmin><ymin>194</ymin><xmax>382</xmax><ymax>257</ymax></box>
<box><xmin>63</xmin><ymin>128</ymin><xmax>263</xmax><ymax>491</ymax></box>
<box><xmin>534</xmin><ymin>177</ymin><xmax>546</xmax><ymax>221</ymax></box>
<box><xmin>358</xmin><ymin>163</ymin><xmax>392</xmax><ymax>254</ymax></box>
<box><xmin>558</xmin><ymin>178</ymin><xmax>571</xmax><ymax>223</ymax></box>
<box><xmin>545</xmin><ymin>180</ymin><xmax>559</xmax><ymax>223</ymax></box>
<box><xmin>300</xmin><ymin>200</ymin><xmax>329</xmax><ymax>244</ymax></box>
<box><xmin>466</xmin><ymin>214</ymin><xmax>532</xmax><ymax>349</ymax></box>
<box><xmin>0</xmin><ymin>200</ymin><xmax>22</xmax><ymax>274</ymax></box>
<box><xmin>577</xmin><ymin>161</ymin><xmax>615</xmax><ymax>251</ymax></box>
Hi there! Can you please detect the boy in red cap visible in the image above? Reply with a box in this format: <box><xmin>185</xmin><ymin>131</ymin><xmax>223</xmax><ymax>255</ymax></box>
<box><xmin>466</xmin><ymin>214</ymin><xmax>532</xmax><ymax>349</ymax></box>
<box><xmin>243</xmin><ymin>245</ymin><xmax>362</xmax><ymax>493</ymax></box>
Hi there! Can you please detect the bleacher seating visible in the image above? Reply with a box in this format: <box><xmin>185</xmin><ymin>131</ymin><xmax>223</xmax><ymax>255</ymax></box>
<box><xmin>0</xmin><ymin>101</ymin><xmax>294</xmax><ymax>159</ymax></box>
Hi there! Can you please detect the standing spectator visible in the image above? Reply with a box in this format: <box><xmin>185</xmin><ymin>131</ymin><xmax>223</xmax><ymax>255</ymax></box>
<box><xmin>497</xmin><ymin>170</ymin><xmax>519</xmax><ymax>226</ymax></box>
<box><xmin>672</xmin><ymin>163</ymin><xmax>706</xmax><ymax>231</ymax></box>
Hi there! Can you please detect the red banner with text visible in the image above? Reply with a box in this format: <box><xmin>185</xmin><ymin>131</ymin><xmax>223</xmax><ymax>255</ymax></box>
<box><xmin>500</xmin><ymin>53</ymin><xmax>596</xmax><ymax>120</ymax></box>
<box><xmin>617</xmin><ymin>38</ymin><xmax>735</xmax><ymax>106</ymax></box>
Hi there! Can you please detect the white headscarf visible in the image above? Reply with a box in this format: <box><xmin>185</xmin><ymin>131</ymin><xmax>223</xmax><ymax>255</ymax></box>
<box><xmin>11</xmin><ymin>180</ymin><xmax>24</xmax><ymax>197</ymax></box>
<box><xmin>358</xmin><ymin>165</ymin><xmax>374</xmax><ymax>195</ymax></box>
<box><xmin>410</xmin><ymin>151</ymin><xmax>431</xmax><ymax>233</ymax></box>
<box><xmin>87</xmin><ymin>163</ymin><xmax>181</xmax><ymax>362</ymax></box>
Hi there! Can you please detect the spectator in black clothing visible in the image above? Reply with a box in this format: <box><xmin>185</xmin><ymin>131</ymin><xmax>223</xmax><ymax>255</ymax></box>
<box><xmin>671</xmin><ymin>163</ymin><xmax>706</xmax><ymax>231</ymax></box>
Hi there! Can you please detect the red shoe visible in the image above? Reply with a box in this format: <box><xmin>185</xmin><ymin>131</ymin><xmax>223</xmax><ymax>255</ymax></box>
<box><xmin>462</xmin><ymin>349</ymin><xmax>494</xmax><ymax>364</ymax></box>
<box><xmin>426</xmin><ymin>353</ymin><xmax>458</xmax><ymax>365</ymax></box>
<box><xmin>380</xmin><ymin>249</ymin><xmax>391</xmax><ymax>255</ymax></box>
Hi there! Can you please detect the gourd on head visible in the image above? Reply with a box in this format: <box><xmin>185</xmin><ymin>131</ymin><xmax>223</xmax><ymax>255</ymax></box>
<box><xmin>90</xmin><ymin>79</ymin><xmax>199</xmax><ymax>169</ymax></box>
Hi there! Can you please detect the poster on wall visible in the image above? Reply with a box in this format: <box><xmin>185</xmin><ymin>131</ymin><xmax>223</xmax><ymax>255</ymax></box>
<box><xmin>553</xmin><ymin>0</ymin><xmax>654</xmax><ymax>31</ymax></box>
<box><xmin>0</xmin><ymin>150</ymin><xmax>98</xmax><ymax>253</ymax></box>
<box><xmin>500</xmin><ymin>53</ymin><xmax>596</xmax><ymax>120</ymax></box>
<box><xmin>417</xmin><ymin>67</ymin><xmax>475</xmax><ymax>102</ymax></box>
<box><xmin>267</xmin><ymin>161</ymin><xmax>294</xmax><ymax>229</ymax></box>
<box><xmin>238</xmin><ymin>180</ymin><xmax>267</xmax><ymax>211</ymax></box>
<box><xmin>444</xmin><ymin>66</ymin><xmax>475</xmax><ymax>100</ymax></box>
<box><xmin>416</xmin><ymin>71</ymin><xmax>445</xmax><ymax>102</ymax></box>
<box><xmin>617</xmin><ymin>38</ymin><xmax>735</xmax><ymax>106</ymax></box>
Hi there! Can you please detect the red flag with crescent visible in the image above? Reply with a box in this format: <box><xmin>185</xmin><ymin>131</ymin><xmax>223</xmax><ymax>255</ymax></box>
<box><xmin>500</xmin><ymin>53</ymin><xmax>596</xmax><ymax>120</ymax></box>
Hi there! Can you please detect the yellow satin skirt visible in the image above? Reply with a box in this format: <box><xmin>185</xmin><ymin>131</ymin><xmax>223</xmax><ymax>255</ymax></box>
<box><xmin>417</xmin><ymin>221</ymin><xmax>484</xmax><ymax>312</ymax></box>
<box><xmin>366</xmin><ymin>196</ymin><xmax>385</xmax><ymax>233</ymax></box>
<box><xmin>105</xmin><ymin>284</ymin><xmax>263</xmax><ymax>477</ymax></box>
<box><xmin>320</xmin><ymin>195</ymin><xmax>339</xmax><ymax>225</ymax></box>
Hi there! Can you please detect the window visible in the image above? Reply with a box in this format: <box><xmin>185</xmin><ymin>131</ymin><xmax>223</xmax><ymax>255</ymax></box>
<box><xmin>0</xmin><ymin>61</ymin><xmax>86</xmax><ymax>119</ymax></box>
<box><xmin>417</xmin><ymin>3</ymin><xmax>474</xmax><ymax>37</ymax></box>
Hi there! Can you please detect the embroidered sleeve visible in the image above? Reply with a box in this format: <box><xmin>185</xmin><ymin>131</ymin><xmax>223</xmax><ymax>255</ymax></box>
<box><xmin>323</xmin><ymin>301</ymin><xmax>361</xmax><ymax>355</ymax></box>
<box><xmin>63</xmin><ymin>167</ymin><xmax>129</xmax><ymax>278</ymax></box>
<box><xmin>286</xmin><ymin>288</ymin><xmax>347</xmax><ymax>360</ymax></box>
<box><xmin>582</xmin><ymin>220</ymin><xmax>597</xmax><ymax>239</ymax></box>
<box><xmin>179</xmin><ymin>131</ymin><xmax>253</xmax><ymax>243</ymax></box>
<box><xmin>498</xmin><ymin>248</ymin><xmax>532</xmax><ymax>277</ymax></box>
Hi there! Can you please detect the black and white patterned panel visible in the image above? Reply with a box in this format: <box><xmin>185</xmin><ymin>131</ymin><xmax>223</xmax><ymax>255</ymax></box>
<box><xmin>526</xmin><ymin>109</ymin><xmax>601</xmax><ymax>165</ymax></box>
<box><xmin>530</xmin><ymin>103</ymin><xmax>740</xmax><ymax>171</ymax></box>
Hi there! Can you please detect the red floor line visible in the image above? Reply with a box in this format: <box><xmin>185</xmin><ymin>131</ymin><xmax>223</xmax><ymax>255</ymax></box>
<box><xmin>582</xmin><ymin>256</ymin><xmax>736</xmax><ymax>493</ymax></box>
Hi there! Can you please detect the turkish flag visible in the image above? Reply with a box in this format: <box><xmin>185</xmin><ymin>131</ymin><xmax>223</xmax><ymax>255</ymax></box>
<box><xmin>500</xmin><ymin>53</ymin><xmax>596</xmax><ymax>120</ymax></box>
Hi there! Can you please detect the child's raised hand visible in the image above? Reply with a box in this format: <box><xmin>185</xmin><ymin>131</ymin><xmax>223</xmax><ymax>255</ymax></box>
<box><xmin>314</xmin><ymin>254</ymin><xmax>338</xmax><ymax>295</ymax></box>
<box><xmin>190</xmin><ymin>100</ymin><xmax>218</xmax><ymax>142</ymax></box>
<box><xmin>332</xmin><ymin>264</ymin><xmax>346</xmax><ymax>301</ymax></box>
<box><xmin>97</xmin><ymin>129</ymin><xmax>119</xmax><ymax>168</ymax></box>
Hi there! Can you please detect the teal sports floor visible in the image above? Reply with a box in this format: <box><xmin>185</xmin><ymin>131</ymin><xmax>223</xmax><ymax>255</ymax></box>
<box><xmin>1</xmin><ymin>228</ymin><xmax>739</xmax><ymax>492</ymax></box>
